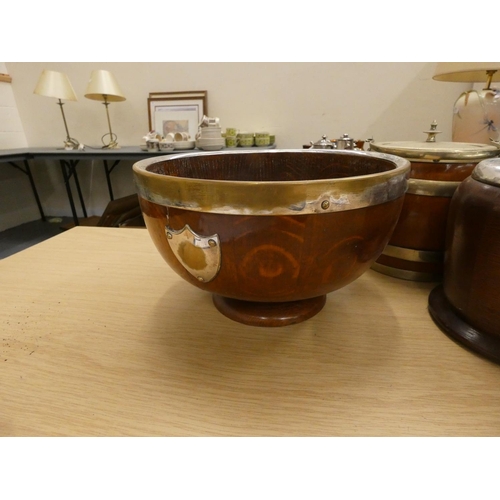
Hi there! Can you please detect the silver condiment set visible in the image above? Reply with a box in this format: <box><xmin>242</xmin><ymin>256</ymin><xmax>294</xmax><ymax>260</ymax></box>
<box><xmin>309</xmin><ymin>133</ymin><xmax>362</xmax><ymax>150</ymax></box>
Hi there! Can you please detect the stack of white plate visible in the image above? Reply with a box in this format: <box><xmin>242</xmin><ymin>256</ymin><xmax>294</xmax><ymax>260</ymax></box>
<box><xmin>196</xmin><ymin>137</ymin><xmax>225</xmax><ymax>151</ymax></box>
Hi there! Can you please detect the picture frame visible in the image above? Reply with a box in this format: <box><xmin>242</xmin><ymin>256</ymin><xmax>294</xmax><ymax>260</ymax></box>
<box><xmin>147</xmin><ymin>91</ymin><xmax>207</xmax><ymax>140</ymax></box>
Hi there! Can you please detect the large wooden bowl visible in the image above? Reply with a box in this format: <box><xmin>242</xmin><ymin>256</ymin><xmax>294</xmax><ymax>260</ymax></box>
<box><xmin>133</xmin><ymin>149</ymin><xmax>410</xmax><ymax>326</ymax></box>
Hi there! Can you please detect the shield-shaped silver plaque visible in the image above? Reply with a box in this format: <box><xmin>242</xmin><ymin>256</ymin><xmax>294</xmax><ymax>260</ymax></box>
<box><xmin>165</xmin><ymin>225</ymin><xmax>221</xmax><ymax>283</ymax></box>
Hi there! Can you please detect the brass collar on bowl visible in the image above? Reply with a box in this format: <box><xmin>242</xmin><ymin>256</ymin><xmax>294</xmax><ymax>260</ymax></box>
<box><xmin>133</xmin><ymin>149</ymin><xmax>410</xmax><ymax>216</ymax></box>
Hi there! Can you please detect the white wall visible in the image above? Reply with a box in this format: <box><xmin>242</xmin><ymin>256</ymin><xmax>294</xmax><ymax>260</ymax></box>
<box><xmin>0</xmin><ymin>63</ymin><xmax>27</xmax><ymax>149</ymax></box>
<box><xmin>0</xmin><ymin>62</ymin><xmax>41</xmax><ymax>231</ymax></box>
<box><xmin>1</xmin><ymin>62</ymin><xmax>471</xmax><ymax>231</ymax></box>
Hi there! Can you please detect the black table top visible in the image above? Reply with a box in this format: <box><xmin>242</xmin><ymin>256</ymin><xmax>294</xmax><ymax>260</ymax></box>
<box><xmin>1</xmin><ymin>145</ymin><xmax>277</xmax><ymax>162</ymax></box>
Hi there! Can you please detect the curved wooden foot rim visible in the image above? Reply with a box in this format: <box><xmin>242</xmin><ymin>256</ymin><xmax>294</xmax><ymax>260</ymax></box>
<box><xmin>212</xmin><ymin>294</ymin><xmax>327</xmax><ymax>327</ymax></box>
<box><xmin>428</xmin><ymin>285</ymin><xmax>500</xmax><ymax>365</ymax></box>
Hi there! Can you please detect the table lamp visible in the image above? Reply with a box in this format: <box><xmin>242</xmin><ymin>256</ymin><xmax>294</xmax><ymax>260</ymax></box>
<box><xmin>33</xmin><ymin>69</ymin><xmax>83</xmax><ymax>150</ymax></box>
<box><xmin>433</xmin><ymin>62</ymin><xmax>500</xmax><ymax>145</ymax></box>
<box><xmin>84</xmin><ymin>70</ymin><xmax>126</xmax><ymax>149</ymax></box>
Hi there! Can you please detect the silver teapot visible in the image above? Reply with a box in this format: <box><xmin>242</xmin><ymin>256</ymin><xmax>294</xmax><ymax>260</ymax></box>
<box><xmin>309</xmin><ymin>135</ymin><xmax>335</xmax><ymax>149</ymax></box>
<box><xmin>309</xmin><ymin>133</ymin><xmax>362</xmax><ymax>150</ymax></box>
<box><xmin>335</xmin><ymin>133</ymin><xmax>357</xmax><ymax>150</ymax></box>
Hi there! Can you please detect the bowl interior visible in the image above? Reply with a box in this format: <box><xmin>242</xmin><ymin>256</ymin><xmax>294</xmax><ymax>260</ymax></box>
<box><xmin>145</xmin><ymin>150</ymin><xmax>396</xmax><ymax>182</ymax></box>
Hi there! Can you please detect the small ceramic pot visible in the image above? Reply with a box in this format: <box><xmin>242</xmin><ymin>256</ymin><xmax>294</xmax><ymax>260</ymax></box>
<box><xmin>225</xmin><ymin>136</ymin><xmax>239</xmax><ymax>148</ymax></box>
<box><xmin>146</xmin><ymin>139</ymin><xmax>159</xmax><ymax>151</ymax></box>
<box><xmin>174</xmin><ymin>132</ymin><xmax>190</xmax><ymax>141</ymax></box>
<box><xmin>237</xmin><ymin>133</ymin><xmax>254</xmax><ymax>147</ymax></box>
<box><xmin>226</xmin><ymin>128</ymin><xmax>239</xmax><ymax>137</ymax></box>
<box><xmin>159</xmin><ymin>141</ymin><xmax>175</xmax><ymax>152</ymax></box>
<box><xmin>255</xmin><ymin>133</ymin><xmax>271</xmax><ymax>147</ymax></box>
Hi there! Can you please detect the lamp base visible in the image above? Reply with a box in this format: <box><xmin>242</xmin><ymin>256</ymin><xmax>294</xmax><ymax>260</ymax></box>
<box><xmin>101</xmin><ymin>132</ymin><xmax>120</xmax><ymax>149</ymax></box>
<box><xmin>63</xmin><ymin>138</ymin><xmax>84</xmax><ymax>151</ymax></box>
<box><xmin>452</xmin><ymin>88</ymin><xmax>500</xmax><ymax>145</ymax></box>
<box><xmin>102</xmin><ymin>142</ymin><xmax>120</xmax><ymax>149</ymax></box>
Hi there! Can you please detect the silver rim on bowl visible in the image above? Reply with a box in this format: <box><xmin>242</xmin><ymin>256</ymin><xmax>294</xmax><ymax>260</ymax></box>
<box><xmin>133</xmin><ymin>149</ymin><xmax>410</xmax><ymax>216</ymax></box>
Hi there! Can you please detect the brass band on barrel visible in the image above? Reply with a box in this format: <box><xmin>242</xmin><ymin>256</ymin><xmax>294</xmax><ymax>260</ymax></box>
<box><xmin>407</xmin><ymin>178</ymin><xmax>461</xmax><ymax>197</ymax></box>
<box><xmin>382</xmin><ymin>244</ymin><xmax>442</xmax><ymax>263</ymax></box>
<box><xmin>372</xmin><ymin>244</ymin><xmax>444</xmax><ymax>282</ymax></box>
<box><xmin>371</xmin><ymin>262</ymin><xmax>442</xmax><ymax>282</ymax></box>
<box><xmin>374</xmin><ymin>174</ymin><xmax>461</xmax><ymax>282</ymax></box>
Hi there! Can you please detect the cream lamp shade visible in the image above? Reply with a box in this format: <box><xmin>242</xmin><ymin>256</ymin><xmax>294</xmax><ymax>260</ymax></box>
<box><xmin>85</xmin><ymin>70</ymin><xmax>125</xmax><ymax>148</ymax></box>
<box><xmin>34</xmin><ymin>70</ymin><xmax>77</xmax><ymax>101</ymax></box>
<box><xmin>33</xmin><ymin>70</ymin><xmax>82</xmax><ymax>150</ymax></box>
<box><xmin>433</xmin><ymin>62</ymin><xmax>500</xmax><ymax>86</ymax></box>
<box><xmin>85</xmin><ymin>70</ymin><xmax>126</xmax><ymax>102</ymax></box>
<box><xmin>433</xmin><ymin>62</ymin><xmax>500</xmax><ymax>145</ymax></box>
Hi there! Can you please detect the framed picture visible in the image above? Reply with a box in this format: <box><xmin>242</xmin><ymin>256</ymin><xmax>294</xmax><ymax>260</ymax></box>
<box><xmin>147</xmin><ymin>91</ymin><xmax>207</xmax><ymax>139</ymax></box>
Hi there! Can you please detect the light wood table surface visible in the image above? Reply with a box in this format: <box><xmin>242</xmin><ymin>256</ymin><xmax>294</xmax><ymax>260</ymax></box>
<box><xmin>1</xmin><ymin>226</ymin><xmax>500</xmax><ymax>436</ymax></box>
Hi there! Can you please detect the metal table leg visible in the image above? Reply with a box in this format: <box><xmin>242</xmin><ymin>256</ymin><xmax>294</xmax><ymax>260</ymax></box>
<box><xmin>102</xmin><ymin>159</ymin><xmax>121</xmax><ymax>201</ymax></box>
<box><xmin>8</xmin><ymin>159</ymin><xmax>46</xmax><ymax>221</ymax></box>
<box><xmin>60</xmin><ymin>159</ymin><xmax>88</xmax><ymax>226</ymax></box>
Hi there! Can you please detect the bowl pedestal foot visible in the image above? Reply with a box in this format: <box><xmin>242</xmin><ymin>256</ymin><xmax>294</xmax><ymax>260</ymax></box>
<box><xmin>212</xmin><ymin>294</ymin><xmax>327</xmax><ymax>327</ymax></box>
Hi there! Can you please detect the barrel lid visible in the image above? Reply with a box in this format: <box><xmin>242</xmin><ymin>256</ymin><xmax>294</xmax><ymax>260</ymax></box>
<box><xmin>472</xmin><ymin>158</ymin><xmax>500</xmax><ymax>187</ymax></box>
<box><xmin>370</xmin><ymin>140</ymin><xmax>499</xmax><ymax>161</ymax></box>
<box><xmin>369</xmin><ymin>121</ymin><xmax>500</xmax><ymax>161</ymax></box>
